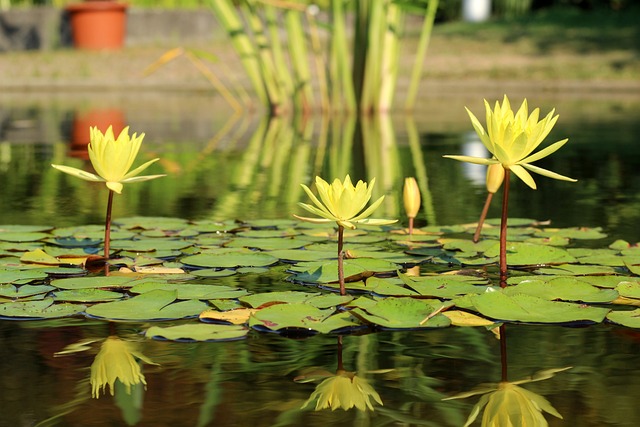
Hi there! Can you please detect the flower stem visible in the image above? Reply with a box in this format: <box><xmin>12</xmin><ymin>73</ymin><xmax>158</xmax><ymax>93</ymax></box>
<box><xmin>336</xmin><ymin>335</ymin><xmax>344</xmax><ymax>371</ymax></box>
<box><xmin>499</xmin><ymin>170</ymin><xmax>510</xmax><ymax>287</ymax></box>
<box><xmin>500</xmin><ymin>324</ymin><xmax>508</xmax><ymax>382</ymax></box>
<box><xmin>337</xmin><ymin>225</ymin><xmax>345</xmax><ymax>296</ymax></box>
<box><xmin>473</xmin><ymin>192</ymin><xmax>494</xmax><ymax>243</ymax></box>
<box><xmin>104</xmin><ymin>190</ymin><xmax>114</xmax><ymax>260</ymax></box>
<box><xmin>408</xmin><ymin>217</ymin><xmax>414</xmax><ymax>237</ymax></box>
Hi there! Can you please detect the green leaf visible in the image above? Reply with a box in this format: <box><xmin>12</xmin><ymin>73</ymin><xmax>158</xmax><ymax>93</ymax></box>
<box><xmin>53</xmin><ymin>288</ymin><xmax>124</xmax><ymax>303</ymax></box>
<box><xmin>607</xmin><ymin>309</ymin><xmax>640</xmax><ymax>328</ymax></box>
<box><xmin>484</xmin><ymin>242</ymin><xmax>577</xmax><ymax>266</ymax></box>
<box><xmin>0</xmin><ymin>269</ymin><xmax>48</xmax><ymax>284</ymax></box>
<box><xmin>239</xmin><ymin>291</ymin><xmax>320</xmax><ymax>308</ymax></box>
<box><xmin>181</xmin><ymin>251</ymin><xmax>279</xmax><ymax>268</ymax></box>
<box><xmin>146</xmin><ymin>323</ymin><xmax>248</xmax><ymax>342</ymax></box>
<box><xmin>504</xmin><ymin>277</ymin><xmax>619</xmax><ymax>303</ymax></box>
<box><xmin>130</xmin><ymin>282</ymin><xmax>248</xmax><ymax>300</ymax></box>
<box><xmin>0</xmin><ymin>284</ymin><xmax>54</xmax><ymax>299</ymax></box>
<box><xmin>50</xmin><ymin>276</ymin><xmax>137</xmax><ymax>290</ymax></box>
<box><xmin>85</xmin><ymin>290</ymin><xmax>208</xmax><ymax>321</ymax></box>
<box><xmin>471</xmin><ymin>291</ymin><xmax>610</xmax><ymax>323</ymax></box>
<box><xmin>291</xmin><ymin>258</ymin><xmax>398</xmax><ymax>284</ymax></box>
<box><xmin>398</xmin><ymin>272</ymin><xmax>489</xmax><ymax>299</ymax></box>
<box><xmin>351</xmin><ymin>298</ymin><xmax>451</xmax><ymax>329</ymax></box>
<box><xmin>0</xmin><ymin>298</ymin><xmax>85</xmax><ymax>319</ymax></box>
<box><xmin>249</xmin><ymin>303</ymin><xmax>360</xmax><ymax>333</ymax></box>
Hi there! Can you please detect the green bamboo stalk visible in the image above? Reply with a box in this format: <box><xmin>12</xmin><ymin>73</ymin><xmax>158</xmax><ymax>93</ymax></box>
<box><xmin>360</xmin><ymin>0</ymin><xmax>386</xmax><ymax>114</ymax></box>
<box><xmin>264</xmin><ymin>5</ymin><xmax>294</xmax><ymax>100</ymax></box>
<box><xmin>306</xmin><ymin>8</ymin><xmax>331</xmax><ymax>113</ymax></box>
<box><xmin>378</xmin><ymin>2</ymin><xmax>403</xmax><ymax>112</ymax></box>
<box><xmin>352</xmin><ymin>0</ymin><xmax>370</xmax><ymax>112</ymax></box>
<box><xmin>242</xmin><ymin>1</ymin><xmax>285</xmax><ymax>113</ymax></box>
<box><xmin>405</xmin><ymin>0</ymin><xmax>439</xmax><ymax>111</ymax></box>
<box><xmin>330</xmin><ymin>0</ymin><xmax>357</xmax><ymax>113</ymax></box>
<box><xmin>284</xmin><ymin>9</ymin><xmax>315</xmax><ymax>112</ymax></box>
<box><xmin>207</xmin><ymin>0</ymin><xmax>268</xmax><ymax>108</ymax></box>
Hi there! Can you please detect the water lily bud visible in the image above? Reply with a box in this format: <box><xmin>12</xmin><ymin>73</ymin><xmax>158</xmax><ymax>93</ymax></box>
<box><xmin>486</xmin><ymin>164</ymin><xmax>505</xmax><ymax>194</ymax></box>
<box><xmin>403</xmin><ymin>177</ymin><xmax>421</xmax><ymax>218</ymax></box>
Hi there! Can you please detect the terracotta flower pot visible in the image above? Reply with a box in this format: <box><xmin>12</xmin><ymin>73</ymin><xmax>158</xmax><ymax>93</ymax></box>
<box><xmin>66</xmin><ymin>1</ymin><xmax>128</xmax><ymax>50</ymax></box>
<box><xmin>69</xmin><ymin>108</ymin><xmax>125</xmax><ymax>159</ymax></box>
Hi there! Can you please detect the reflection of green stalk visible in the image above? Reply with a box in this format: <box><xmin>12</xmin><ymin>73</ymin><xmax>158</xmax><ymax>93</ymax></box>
<box><xmin>405</xmin><ymin>0</ymin><xmax>438</xmax><ymax>111</ymax></box>
<box><xmin>104</xmin><ymin>190</ymin><xmax>114</xmax><ymax>259</ymax></box>
<box><xmin>360</xmin><ymin>0</ymin><xmax>384</xmax><ymax>114</ymax></box>
<box><xmin>406</xmin><ymin>117</ymin><xmax>436</xmax><ymax>225</ymax></box>
<box><xmin>499</xmin><ymin>170</ymin><xmax>511</xmax><ymax>287</ymax></box>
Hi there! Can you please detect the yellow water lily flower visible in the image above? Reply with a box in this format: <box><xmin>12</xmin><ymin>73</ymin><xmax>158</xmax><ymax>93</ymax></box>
<box><xmin>91</xmin><ymin>336</ymin><xmax>156</xmax><ymax>398</ymax></box>
<box><xmin>302</xmin><ymin>370</ymin><xmax>383</xmax><ymax>411</ymax></box>
<box><xmin>295</xmin><ymin>175</ymin><xmax>397</xmax><ymax>229</ymax></box>
<box><xmin>403</xmin><ymin>177</ymin><xmax>421</xmax><ymax>219</ymax></box>
<box><xmin>52</xmin><ymin>125</ymin><xmax>165</xmax><ymax>194</ymax></box>
<box><xmin>444</xmin><ymin>95</ymin><xmax>576</xmax><ymax>190</ymax></box>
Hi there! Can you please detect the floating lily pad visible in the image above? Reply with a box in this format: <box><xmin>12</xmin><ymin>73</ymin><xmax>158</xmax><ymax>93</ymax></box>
<box><xmin>363</xmin><ymin>276</ymin><xmax>419</xmax><ymax>296</ymax></box>
<box><xmin>53</xmin><ymin>288</ymin><xmax>124</xmax><ymax>303</ymax></box>
<box><xmin>504</xmin><ymin>277</ymin><xmax>619</xmax><ymax>303</ymax></box>
<box><xmin>606</xmin><ymin>309</ymin><xmax>640</xmax><ymax>328</ymax></box>
<box><xmin>0</xmin><ymin>225</ymin><xmax>53</xmax><ymax>233</ymax></box>
<box><xmin>225</xmin><ymin>237</ymin><xmax>308</xmax><ymax>251</ymax></box>
<box><xmin>398</xmin><ymin>272</ymin><xmax>489</xmax><ymax>299</ymax></box>
<box><xmin>114</xmin><ymin>217</ymin><xmax>189</xmax><ymax>231</ymax></box>
<box><xmin>0</xmin><ymin>298</ymin><xmax>86</xmax><ymax>319</ymax></box>
<box><xmin>471</xmin><ymin>291</ymin><xmax>609</xmax><ymax>323</ymax></box>
<box><xmin>291</xmin><ymin>258</ymin><xmax>398</xmax><ymax>284</ymax></box>
<box><xmin>267</xmin><ymin>249</ymin><xmax>336</xmax><ymax>263</ymax></box>
<box><xmin>535</xmin><ymin>264</ymin><xmax>618</xmax><ymax>275</ymax></box>
<box><xmin>86</xmin><ymin>290</ymin><xmax>208</xmax><ymax>321</ymax></box>
<box><xmin>0</xmin><ymin>232</ymin><xmax>49</xmax><ymax>243</ymax></box>
<box><xmin>181</xmin><ymin>251</ymin><xmax>279</xmax><ymax>269</ymax></box>
<box><xmin>615</xmin><ymin>281</ymin><xmax>640</xmax><ymax>299</ymax></box>
<box><xmin>0</xmin><ymin>269</ymin><xmax>48</xmax><ymax>284</ymax></box>
<box><xmin>190</xmin><ymin>269</ymin><xmax>237</xmax><ymax>278</ymax></box>
<box><xmin>50</xmin><ymin>276</ymin><xmax>137</xmax><ymax>290</ymax></box>
<box><xmin>239</xmin><ymin>291</ymin><xmax>320</xmax><ymax>308</ymax></box>
<box><xmin>130</xmin><ymin>282</ymin><xmax>248</xmax><ymax>300</ymax></box>
<box><xmin>110</xmin><ymin>239</ymin><xmax>192</xmax><ymax>252</ymax></box>
<box><xmin>535</xmin><ymin>227</ymin><xmax>607</xmax><ymax>240</ymax></box>
<box><xmin>350</xmin><ymin>298</ymin><xmax>451</xmax><ymax>329</ymax></box>
<box><xmin>146</xmin><ymin>323</ymin><xmax>248</xmax><ymax>342</ymax></box>
<box><xmin>249</xmin><ymin>303</ymin><xmax>359</xmax><ymax>334</ymax></box>
<box><xmin>484</xmin><ymin>242</ymin><xmax>577</xmax><ymax>266</ymax></box>
<box><xmin>200</xmin><ymin>307</ymin><xmax>257</xmax><ymax>324</ymax></box>
<box><xmin>0</xmin><ymin>284</ymin><xmax>54</xmax><ymax>299</ymax></box>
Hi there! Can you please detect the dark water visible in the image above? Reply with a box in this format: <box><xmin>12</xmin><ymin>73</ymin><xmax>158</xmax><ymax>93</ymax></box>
<box><xmin>1</xmin><ymin>92</ymin><xmax>640</xmax><ymax>426</ymax></box>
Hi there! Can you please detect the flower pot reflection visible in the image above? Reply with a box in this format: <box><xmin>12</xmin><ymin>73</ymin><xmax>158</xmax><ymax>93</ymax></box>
<box><xmin>68</xmin><ymin>108</ymin><xmax>125</xmax><ymax>159</ymax></box>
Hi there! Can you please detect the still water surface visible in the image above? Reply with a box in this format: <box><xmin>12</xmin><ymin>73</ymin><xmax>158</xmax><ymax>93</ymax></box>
<box><xmin>1</xmin><ymin>92</ymin><xmax>639</xmax><ymax>426</ymax></box>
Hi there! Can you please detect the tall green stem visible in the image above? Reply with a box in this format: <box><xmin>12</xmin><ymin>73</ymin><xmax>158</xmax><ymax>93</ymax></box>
<box><xmin>500</xmin><ymin>324</ymin><xmax>508</xmax><ymax>382</ymax></box>
<box><xmin>104</xmin><ymin>190</ymin><xmax>114</xmax><ymax>259</ymax></box>
<box><xmin>405</xmin><ymin>0</ymin><xmax>438</xmax><ymax>111</ymax></box>
<box><xmin>337</xmin><ymin>225</ymin><xmax>345</xmax><ymax>296</ymax></box>
<box><xmin>499</xmin><ymin>170</ymin><xmax>510</xmax><ymax>287</ymax></box>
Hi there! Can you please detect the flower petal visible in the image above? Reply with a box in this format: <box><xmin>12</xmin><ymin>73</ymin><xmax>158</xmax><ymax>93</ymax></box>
<box><xmin>509</xmin><ymin>164</ymin><xmax>537</xmax><ymax>190</ymax></box>
<box><xmin>522</xmin><ymin>163</ymin><xmax>577</xmax><ymax>182</ymax></box>
<box><xmin>442</xmin><ymin>155</ymin><xmax>498</xmax><ymax>166</ymax></box>
<box><xmin>122</xmin><ymin>158</ymin><xmax>160</xmax><ymax>180</ymax></box>
<box><xmin>51</xmin><ymin>164</ymin><xmax>104</xmax><ymax>182</ymax></box>
<box><xmin>519</xmin><ymin>139</ymin><xmax>569</xmax><ymax>164</ymax></box>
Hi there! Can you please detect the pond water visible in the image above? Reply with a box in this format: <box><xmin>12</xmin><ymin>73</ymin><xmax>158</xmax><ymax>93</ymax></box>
<box><xmin>1</xmin><ymin>91</ymin><xmax>640</xmax><ymax>426</ymax></box>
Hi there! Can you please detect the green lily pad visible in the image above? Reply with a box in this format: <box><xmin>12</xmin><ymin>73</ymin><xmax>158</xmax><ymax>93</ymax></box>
<box><xmin>350</xmin><ymin>298</ymin><xmax>451</xmax><ymax>329</ymax></box>
<box><xmin>606</xmin><ymin>309</ymin><xmax>640</xmax><ymax>328</ymax></box>
<box><xmin>53</xmin><ymin>288</ymin><xmax>124</xmax><ymax>303</ymax></box>
<box><xmin>615</xmin><ymin>281</ymin><xmax>640</xmax><ymax>299</ymax></box>
<box><xmin>0</xmin><ymin>284</ymin><xmax>54</xmax><ymax>298</ymax></box>
<box><xmin>225</xmin><ymin>237</ymin><xmax>307</xmax><ymax>251</ymax></box>
<box><xmin>484</xmin><ymin>242</ymin><xmax>577</xmax><ymax>266</ymax></box>
<box><xmin>85</xmin><ymin>289</ymin><xmax>208</xmax><ymax>321</ymax></box>
<box><xmin>535</xmin><ymin>264</ymin><xmax>618</xmax><ymax>275</ymax></box>
<box><xmin>471</xmin><ymin>291</ymin><xmax>610</xmax><ymax>323</ymax></box>
<box><xmin>239</xmin><ymin>291</ymin><xmax>320</xmax><ymax>308</ymax></box>
<box><xmin>535</xmin><ymin>227</ymin><xmax>607</xmax><ymax>240</ymax></box>
<box><xmin>146</xmin><ymin>323</ymin><xmax>248</xmax><ymax>342</ymax></box>
<box><xmin>110</xmin><ymin>239</ymin><xmax>192</xmax><ymax>252</ymax></box>
<box><xmin>504</xmin><ymin>277</ymin><xmax>619</xmax><ymax>303</ymax></box>
<box><xmin>249</xmin><ymin>303</ymin><xmax>360</xmax><ymax>333</ymax></box>
<box><xmin>235</xmin><ymin>229</ymin><xmax>300</xmax><ymax>238</ymax></box>
<box><xmin>364</xmin><ymin>276</ymin><xmax>419</xmax><ymax>296</ymax></box>
<box><xmin>130</xmin><ymin>282</ymin><xmax>248</xmax><ymax>300</ymax></box>
<box><xmin>398</xmin><ymin>272</ymin><xmax>489</xmax><ymax>299</ymax></box>
<box><xmin>190</xmin><ymin>269</ymin><xmax>237</xmax><ymax>278</ymax></box>
<box><xmin>0</xmin><ymin>298</ymin><xmax>86</xmax><ymax>319</ymax></box>
<box><xmin>267</xmin><ymin>249</ymin><xmax>336</xmax><ymax>263</ymax></box>
<box><xmin>291</xmin><ymin>258</ymin><xmax>399</xmax><ymax>284</ymax></box>
<box><xmin>0</xmin><ymin>232</ymin><xmax>50</xmax><ymax>243</ymax></box>
<box><xmin>181</xmin><ymin>251</ymin><xmax>279</xmax><ymax>269</ymax></box>
<box><xmin>50</xmin><ymin>276</ymin><xmax>137</xmax><ymax>290</ymax></box>
<box><xmin>0</xmin><ymin>269</ymin><xmax>48</xmax><ymax>284</ymax></box>
<box><xmin>114</xmin><ymin>217</ymin><xmax>189</xmax><ymax>231</ymax></box>
<box><xmin>0</xmin><ymin>225</ymin><xmax>53</xmax><ymax>233</ymax></box>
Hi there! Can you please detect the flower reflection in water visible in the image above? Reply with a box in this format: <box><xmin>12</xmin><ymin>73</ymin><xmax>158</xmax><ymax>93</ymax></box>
<box><xmin>297</xmin><ymin>336</ymin><xmax>384</xmax><ymax>412</ymax></box>
<box><xmin>90</xmin><ymin>336</ymin><xmax>157</xmax><ymax>398</ymax></box>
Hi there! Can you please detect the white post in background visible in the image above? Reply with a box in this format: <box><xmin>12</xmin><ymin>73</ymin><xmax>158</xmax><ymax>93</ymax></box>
<box><xmin>462</xmin><ymin>0</ymin><xmax>492</xmax><ymax>22</ymax></box>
